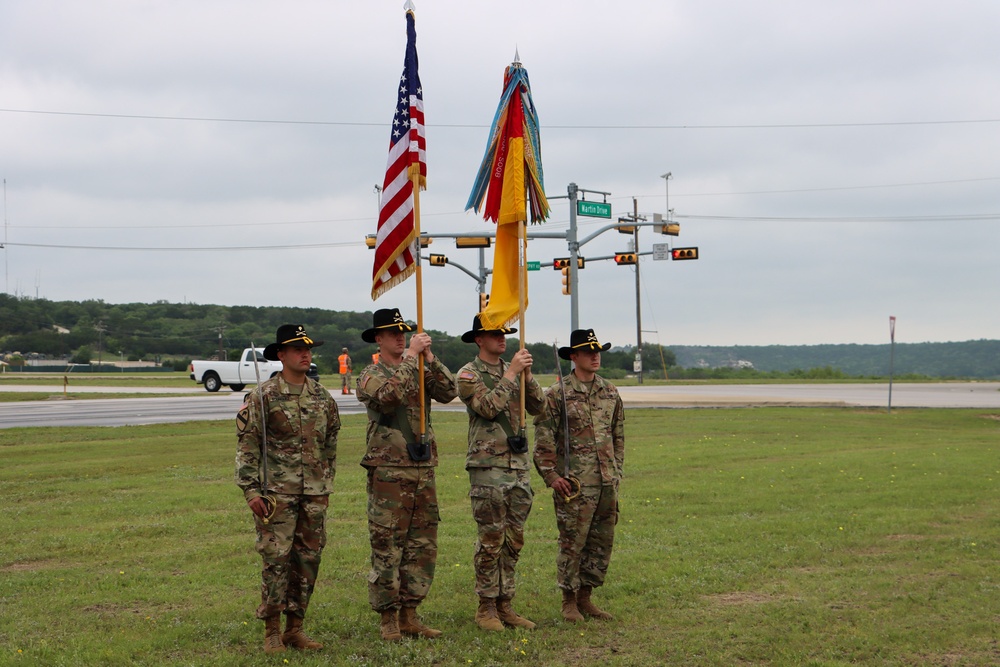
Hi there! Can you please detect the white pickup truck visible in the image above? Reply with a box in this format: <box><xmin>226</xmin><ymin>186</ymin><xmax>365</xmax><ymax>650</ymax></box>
<box><xmin>189</xmin><ymin>347</ymin><xmax>283</xmax><ymax>393</ymax></box>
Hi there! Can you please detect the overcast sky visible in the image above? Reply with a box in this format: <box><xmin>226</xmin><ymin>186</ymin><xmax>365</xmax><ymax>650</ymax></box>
<box><xmin>2</xmin><ymin>0</ymin><xmax>998</xmax><ymax>349</ymax></box>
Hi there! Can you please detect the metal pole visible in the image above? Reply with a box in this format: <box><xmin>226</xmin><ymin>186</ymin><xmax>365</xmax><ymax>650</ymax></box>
<box><xmin>478</xmin><ymin>247</ymin><xmax>486</xmax><ymax>310</ymax></box>
<box><xmin>662</xmin><ymin>172</ymin><xmax>672</xmax><ymax>221</ymax></box>
<box><xmin>633</xmin><ymin>197</ymin><xmax>643</xmax><ymax>385</ymax></box>
<box><xmin>888</xmin><ymin>316</ymin><xmax>896</xmax><ymax>413</ymax></box>
<box><xmin>567</xmin><ymin>183</ymin><xmax>580</xmax><ymax>331</ymax></box>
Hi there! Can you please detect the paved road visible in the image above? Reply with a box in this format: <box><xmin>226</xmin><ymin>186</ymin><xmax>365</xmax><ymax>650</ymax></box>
<box><xmin>0</xmin><ymin>391</ymin><xmax>379</xmax><ymax>429</ymax></box>
<box><xmin>1</xmin><ymin>382</ymin><xmax>998</xmax><ymax>429</ymax></box>
<box><xmin>617</xmin><ymin>382</ymin><xmax>1000</xmax><ymax>408</ymax></box>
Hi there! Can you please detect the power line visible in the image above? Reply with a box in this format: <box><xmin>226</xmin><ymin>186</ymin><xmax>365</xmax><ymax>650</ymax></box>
<box><xmin>5</xmin><ymin>209</ymin><xmax>458</xmax><ymax>230</ymax></box>
<box><xmin>677</xmin><ymin>213</ymin><xmax>1000</xmax><ymax>223</ymax></box>
<box><xmin>3</xmin><ymin>240</ymin><xmax>364</xmax><ymax>251</ymax></box>
<box><xmin>6</xmin><ymin>209</ymin><xmax>997</xmax><ymax>252</ymax></box>
<box><xmin>2</xmin><ymin>107</ymin><xmax>999</xmax><ymax>130</ymax></box>
<box><xmin>661</xmin><ymin>176</ymin><xmax>1000</xmax><ymax>198</ymax></box>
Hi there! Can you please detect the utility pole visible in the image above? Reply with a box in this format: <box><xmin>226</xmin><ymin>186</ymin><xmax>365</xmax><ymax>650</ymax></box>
<box><xmin>632</xmin><ymin>197</ymin><xmax>643</xmax><ymax>384</ymax></box>
<box><xmin>3</xmin><ymin>178</ymin><xmax>8</xmax><ymax>295</ymax></box>
<box><xmin>94</xmin><ymin>321</ymin><xmax>106</xmax><ymax>367</ymax></box>
<box><xmin>566</xmin><ymin>183</ymin><xmax>581</xmax><ymax>331</ymax></box>
<box><xmin>215</xmin><ymin>323</ymin><xmax>226</xmax><ymax>361</ymax></box>
<box><xmin>477</xmin><ymin>247</ymin><xmax>488</xmax><ymax>311</ymax></box>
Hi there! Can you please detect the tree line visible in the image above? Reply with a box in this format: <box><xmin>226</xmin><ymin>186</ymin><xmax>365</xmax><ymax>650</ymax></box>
<box><xmin>3</xmin><ymin>295</ymin><xmax>997</xmax><ymax>379</ymax></box>
<box><xmin>0</xmin><ymin>295</ymin><xmax>674</xmax><ymax>377</ymax></box>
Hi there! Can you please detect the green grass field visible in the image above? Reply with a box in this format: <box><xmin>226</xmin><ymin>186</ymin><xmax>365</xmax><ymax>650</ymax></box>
<box><xmin>1</xmin><ymin>408</ymin><xmax>998</xmax><ymax>666</ymax></box>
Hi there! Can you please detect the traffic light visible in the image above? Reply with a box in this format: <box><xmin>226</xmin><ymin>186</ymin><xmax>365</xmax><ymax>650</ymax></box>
<box><xmin>456</xmin><ymin>236</ymin><xmax>492</xmax><ymax>248</ymax></box>
<box><xmin>418</xmin><ymin>235</ymin><xmax>432</xmax><ymax>248</ymax></box>
<box><xmin>671</xmin><ymin>247</ymin><xmax>699</xmax><ymax>260</ymax></box>
<box><xmin>616</xmin><ymin>216</ymin><xmax>636</xmax><ymax>234</ymax></box>
<box><xmin>479</xmin><ymin>293</ymin><xmax>490</xmax><ymax>311</ymax></box>
<box><xmin>553</xmin><ymin>257</ymin><xmax>585</xmax><ymax>269</ymax></box>
<box><xmin>365</xmin><ymin>234</ymin><xmax>376</xmax><ymax>249</ymax></box>
<box><xmin>660</xmin><ymin>223</ymin><xmax>680</xmax><ymax>236</ymax></box>
<box><xmin>428</xmin><ymin>253</ymin><xmax>447</xmax><ymax>267</ymax></box>
<box><xmin>614</xmin><ymin>252</ymin><xmax>638</xmax><ymax>266</ymax></box>
<box><xmin>561</xmin><ymin>267</ymin><xmax>571</xmax><ymax>295</ymax></box>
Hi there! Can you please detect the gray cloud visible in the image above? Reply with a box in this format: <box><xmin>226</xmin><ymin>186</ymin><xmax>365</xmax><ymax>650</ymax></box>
<box><xmin>2</xmin><ymin>0</ymin><xmax>998</xmax><ymax>348</ymax></box>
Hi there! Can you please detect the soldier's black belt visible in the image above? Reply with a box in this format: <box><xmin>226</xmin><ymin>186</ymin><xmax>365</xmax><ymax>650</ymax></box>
<box><xmin>369</xmin><ymin>406</ymin><xmax>430</xmax><ymax>462</ymax></box>
<box><xmin>367</xmin><ymin>364</ymin><xmax>431</xmax><ymax>462</ymax></box>
<box><xmin>468</xmin><ymin>366</ymin><xmax>528</xmax><ymax>453</ymax></box>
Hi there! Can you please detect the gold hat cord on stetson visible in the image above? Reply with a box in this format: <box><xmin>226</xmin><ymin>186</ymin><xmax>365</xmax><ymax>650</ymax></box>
<box><xmin>281</xmin><ymin>335</ymin><xmax>314</xmax><ymax>346</ymax></box>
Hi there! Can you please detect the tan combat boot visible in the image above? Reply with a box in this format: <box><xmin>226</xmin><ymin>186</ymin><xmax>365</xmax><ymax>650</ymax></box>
<box><xmin>474</xmin><ymin>596</ymin><xmax>505</xmax><ymax>632</ymax></box>
<box><xmin>282</xmin><ymin>614</ymin><xmax>323</xmax><ymax>650</ymax></box>
<box><xmin>496</xmin><ymin>597</ymin><xmax>536</xmax><ymax>630</ymax></box>
<box><xmin>561</xmin><ymin>589</ymin><xmax>584</xmax><ymax>623</ymax></box>
<box><xmin>577</xmin><ymin>586</ymin><xmax>614</xmax><ymax>620</ymax></box>
<box><xmin>379</xmin><ymin>609</ymin><xmax>402</xmax><ymax>641</ymax></box>
<box><xmin>263</xmin><ymin>615</ymin><xmax>285</xmax><ymax>654</ymax></box>
<box><xmin>399</xmin><ymin>606</ymin><xmax>443</xmax><ymax>638</ymax></box>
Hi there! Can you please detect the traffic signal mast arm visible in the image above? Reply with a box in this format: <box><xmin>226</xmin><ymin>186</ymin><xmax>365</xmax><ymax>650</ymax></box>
<box><xmin>539</xmin><ymin>251</ymin><xmax>654</xmax><ymax>268</ymax></box>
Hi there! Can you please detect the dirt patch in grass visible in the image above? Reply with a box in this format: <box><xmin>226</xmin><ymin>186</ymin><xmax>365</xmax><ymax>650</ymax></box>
<box><xmin>83</xmin><ymin>602</ymin><xmax>185</xmax><ymax>617</ymax></box>
<box><xmin>703</xmin><ymin>591</ymin><xmax>779</xmax><ymax>605</ymax></box>
<box><xmin>82</xmin><ymin>603</ymin><xmax>132</xmax><ymax>617</ymax></box>
<box><xmin>565</xmin><ymin>644</ymin><xmax>622</xmax><ymax>663</ymax></box>
<box><xmin>0</xmin><ymin>558</ymin><xmax>72</xmax><ymax>572</ymax></box>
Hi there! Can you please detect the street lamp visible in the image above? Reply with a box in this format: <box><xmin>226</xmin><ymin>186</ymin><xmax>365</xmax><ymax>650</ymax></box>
<box><xmin>660</xmin><ymin>172</ymin><xmax>672</xmax><ymax>221</ymax></box>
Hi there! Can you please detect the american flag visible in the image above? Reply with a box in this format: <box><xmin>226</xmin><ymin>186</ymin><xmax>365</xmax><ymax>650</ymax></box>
<box><xmin>371</xmin><ymin>8</ymin><xmax>426</xmax><ymax>300</ymax></box>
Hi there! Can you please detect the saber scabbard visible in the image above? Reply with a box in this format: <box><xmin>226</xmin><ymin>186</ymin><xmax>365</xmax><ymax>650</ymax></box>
<box><xmin>249</xmin><ymin>342</ymin><xmax>277</xmax><ymax>524</ymax></box>
<box><xmin>553</xmin><ymin>343</ymin><xmax>581</xmax><ymax>502</ymax></box>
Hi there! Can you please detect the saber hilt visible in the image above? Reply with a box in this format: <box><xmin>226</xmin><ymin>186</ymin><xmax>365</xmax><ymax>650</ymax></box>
<box><xmin>249</xmin><ymin>341</ymin><xmax>277</xmax><ymax>524</ymax></box>
<box><xmin>552</xmin><ymin>342</ymin><xmax>581</xmax><ymax>502</ymax></box>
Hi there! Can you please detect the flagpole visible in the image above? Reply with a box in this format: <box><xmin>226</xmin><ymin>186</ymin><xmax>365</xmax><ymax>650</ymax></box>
<box><xmin>413</xmin><ymin>171</ymin><xmax>427</xmax><ymax>438</ymax></box>
<box><xmin>519</xmin><ymin>218</ymin><xmax>527</xmax><ymax>431</ymax></box>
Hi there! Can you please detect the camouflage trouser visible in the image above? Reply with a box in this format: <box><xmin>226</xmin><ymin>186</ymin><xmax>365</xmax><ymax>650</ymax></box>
<box><xmin>253</xmin><ymin>493</ymin><xmax>329</xmax><ymax>619</ymax></box>
<box><xmin>553</xmin><ymin>484</ymin><xmax>618</xmax><ymax>591</ymax></box>
<box><xmin>468</xmin><ymin>468</ymin><xmax>533</xmax><ymax>599</ymax></box>
<box><xmin>341</xmin><ymin>373</ymin><xmax>352</xmax><ymax>389</ymax></box>
<box><xmin>366</xmin><ymin>466</ymin><xmax>440</xmax><ymax>612</ymax></box>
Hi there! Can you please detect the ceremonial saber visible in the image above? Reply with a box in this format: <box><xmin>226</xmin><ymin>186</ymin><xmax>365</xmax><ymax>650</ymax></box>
<box><xmin>249</xmin><ymin>342</ymin><xmax>277</xmax><ymax>524</ymax></box>
<box><xmin>553</xmin><ymin>343</ymin><xmax>581</xmax><ymax>502</ymax></box>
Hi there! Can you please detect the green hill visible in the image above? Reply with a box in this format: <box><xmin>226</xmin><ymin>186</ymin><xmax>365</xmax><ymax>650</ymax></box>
<box><xmin>672</xmin><ymin>341</ymin><xmax>1000</xmax><ymax>379</ymax></box>
<box><xmin>2</xmin><ymin>295</ymin><xmax>997</xmax><ymax>379</ymax></box>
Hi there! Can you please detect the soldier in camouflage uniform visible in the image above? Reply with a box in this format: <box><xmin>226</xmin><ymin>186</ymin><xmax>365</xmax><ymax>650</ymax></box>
<box><xmin>356</xmin><ymin>308</ymin><xmax>458</xmax><ymax>641</ymax></box>
<box><xmin>236</xmin><ymin>324</ymin><xmax>340</xmax><ymax>654</ymax></box>
<box><xmin>457</xmin><ymin>315</ymin><xmax>545</xmax><ymax>631</ymax></box>
<box><xmin>533</xmin><ymin>328</ymin><xmax>624</xmax><ymax>623</ymax></box>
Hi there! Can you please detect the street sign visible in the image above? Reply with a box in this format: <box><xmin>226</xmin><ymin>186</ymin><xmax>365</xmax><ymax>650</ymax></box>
<box><xmin>526</xmin><ymin>261</ymin><xmax>541</xmax><ymax>271</ymax></box>
<box><xmin>652</xmin><ymin>243</ymin><xmax>670</xmax><ymax>261</ymax></box>
<box><xmin>577</xmin><ymin>201</ymin><xmax>612</xmax><ymax>218</ymax></box>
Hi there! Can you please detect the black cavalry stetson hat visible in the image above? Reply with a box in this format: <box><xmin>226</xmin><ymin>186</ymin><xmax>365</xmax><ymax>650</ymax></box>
<box><xmin>263</xmin><ymin>324</ymin><xmax>324</xmax><ymax>361</ymax></box>
<box><xmin>460</xmin><ymin>315</ymin><xmax>517</xmax><ymax>343</ymax></box>
<box><xmin>558</xmin><ymin>328</ymin><xmax>611</xmax><ymax>360</ymax></box>
<box><xmin>362</xmin><ymin>308</ymin><xmax>415</xmax><ymax>343</ymax></box>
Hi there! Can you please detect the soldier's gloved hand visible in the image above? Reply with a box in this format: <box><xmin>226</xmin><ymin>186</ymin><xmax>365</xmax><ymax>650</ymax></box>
<box><xmin>248</xmin><ymin>496</ymin><xmax>269</xmax><ymax>518</ymax></box>
<box><xmin>552</xmin><ymin>477</ymin><xmax>573</xmax><ymax>497</ymax></box>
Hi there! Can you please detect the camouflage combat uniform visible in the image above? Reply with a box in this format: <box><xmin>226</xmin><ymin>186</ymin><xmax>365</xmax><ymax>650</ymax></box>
<box><xmin>532</xmin><ymin>372</ymin><xmax>624</xmax><ymax>592</ymax></box>
<box><xmin>236</xmin><ymin>374</ymin><xmax>340</xmax><ymax>619</ymax></box>
<box><xmin>457</xmin><ymin>357</ymin><xmax>545</xmax><ymax>599</ymax></box>
<box><xmin>356</xmin><ymin>355</ymin><xmax>457</xmax><ymax>612</ymax></box>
